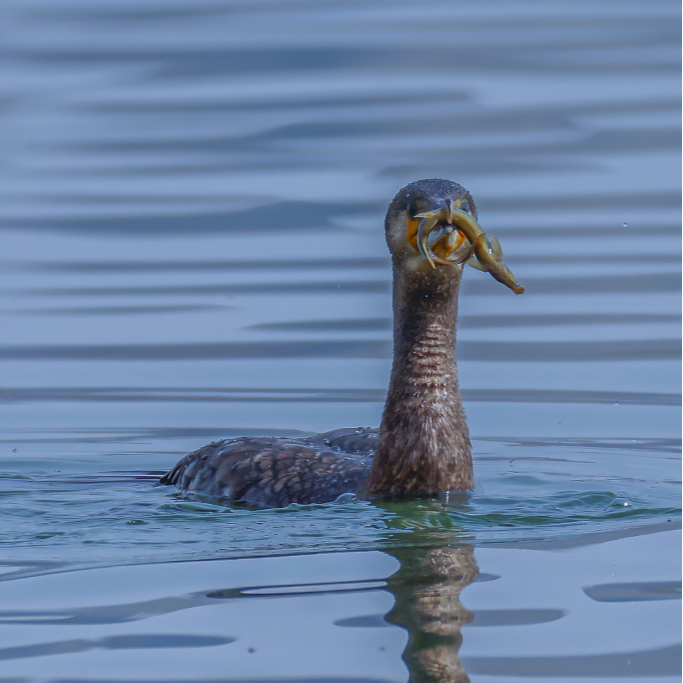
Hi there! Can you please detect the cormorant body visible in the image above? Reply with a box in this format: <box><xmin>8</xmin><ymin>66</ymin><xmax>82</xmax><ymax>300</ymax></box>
<box><xmin>161</xmin><ymin>179</ymin><xmax>523</xmax><ymax>507</ymax></box>
<box><xmin>160</xmin><ymin>428</ymin><xmax>376</xmax><ymax>507</ymax></box>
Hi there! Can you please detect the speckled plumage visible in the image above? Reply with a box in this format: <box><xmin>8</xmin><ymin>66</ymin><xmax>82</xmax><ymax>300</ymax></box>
<box><xmin>161</xmin><ymin>179</ymin><xmax>478</xmax><ymax>507</ymax></box>
<box><xmin>159</xmin><ymin>428</ymin><xmax>377</xmax><ymax>507</ymax></box>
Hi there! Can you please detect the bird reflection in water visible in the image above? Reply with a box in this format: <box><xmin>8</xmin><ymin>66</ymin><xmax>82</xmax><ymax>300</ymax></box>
<box><xmin>381</xmin><ymin>504</ymin><xmax>478</xmax><ymax>683</ymax></box>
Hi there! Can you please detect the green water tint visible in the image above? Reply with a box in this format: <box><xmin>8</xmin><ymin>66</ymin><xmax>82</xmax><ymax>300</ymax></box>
<box><xmin>1</xmin><ymin>439</ymin><xmax>678</xmax><ymax>569</ymax></box>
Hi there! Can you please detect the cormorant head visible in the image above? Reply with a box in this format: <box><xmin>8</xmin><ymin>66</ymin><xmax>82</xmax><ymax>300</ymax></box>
<box><xmin>385</xmin><ymin>178</ymin><xmax>477</xmax><ymax>270</ymax></box>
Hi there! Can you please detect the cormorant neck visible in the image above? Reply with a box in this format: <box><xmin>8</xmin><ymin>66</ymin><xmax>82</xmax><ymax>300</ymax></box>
<box><xmin>365</xmin><ymin>261</ymin><xmax>472</xmax><ymax>497</ymax></box>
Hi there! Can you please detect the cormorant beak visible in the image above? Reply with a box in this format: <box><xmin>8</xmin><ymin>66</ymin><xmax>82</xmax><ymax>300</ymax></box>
<box><xmin>410</xmin><ymin>198</ymin><xmax>471</xmax><ymax>269</ymax></box>
<box><xmin>443</xmin><ymin>196</ymin><xmax>454</xmax><ymax>224</ymax></box>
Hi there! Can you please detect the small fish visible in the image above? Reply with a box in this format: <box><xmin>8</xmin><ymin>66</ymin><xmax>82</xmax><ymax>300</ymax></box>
<box><xmin>468</xmin><ymin>234</ymin><xmax>525</xmax><ymax>294</ymax></box>
<box><xmin>447</xmin><ymin>209</ymin><xmax>524</xmax><ymax>294</ymax></box>
<box><xmin>416</xmin><ymin>207</ymin><xmax>524</xmax><ymax>294</ymax></box>
<box><xmin>416</xmin><ymin>215</ymin><xmax>473</xmax><ymax>268</ymax></box>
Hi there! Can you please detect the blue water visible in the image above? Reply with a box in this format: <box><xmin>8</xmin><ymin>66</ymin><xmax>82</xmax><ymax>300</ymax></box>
<box><xmin>0</xmin><ymin>0</ymin><xmax>680</xmax><ymax>680</ymax></box>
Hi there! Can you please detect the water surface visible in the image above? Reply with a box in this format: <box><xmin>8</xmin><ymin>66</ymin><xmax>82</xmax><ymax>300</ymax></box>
<box><xmin>0</xmin><ymin>0</ymin><xmax>680</xmax><ymax>681</ymax></box>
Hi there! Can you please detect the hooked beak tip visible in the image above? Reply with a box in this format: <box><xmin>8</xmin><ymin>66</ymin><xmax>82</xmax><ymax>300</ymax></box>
<box><xmin>443</xmin><ymin>197</ymin><xmax>453</xmax><ymax>224</ymax></box>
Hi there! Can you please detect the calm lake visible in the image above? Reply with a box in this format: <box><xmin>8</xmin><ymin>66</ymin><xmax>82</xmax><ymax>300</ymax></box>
<box><xmin>0</xmin><ymin>0</ymin><xmax>680</xmax><ymax>681</ymax></box>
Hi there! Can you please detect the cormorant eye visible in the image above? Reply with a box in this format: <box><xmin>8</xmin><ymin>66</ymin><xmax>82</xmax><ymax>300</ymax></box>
<box><xmin>406</xmin><ymin>202</ymin><xmax>419</xmax><ymax>219</ymax></box>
